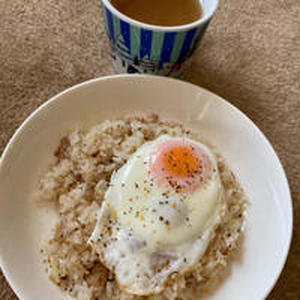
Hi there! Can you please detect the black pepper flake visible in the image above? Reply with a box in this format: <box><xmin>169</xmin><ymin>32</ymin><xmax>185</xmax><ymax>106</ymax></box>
<box><xmin>135</xmin><ymin>183</ymin><xmax>139</xmax><ymax>188</ymax></box>
<box><xmin>184</xmin><ymin>257</ymin><xmax>187</xmax><ymax>262</ymax></box>
<box><xmin>107</xmin><ymin>276</ymin><xmax>115</xmax><ymax>282</ymax></box>
<box><xmin>159</xmin><ymin>216</ymin><xmax>164</xmax><ymax>221</ymax></box>
<box><xmin>92</xmin><ymin>150</ymin><xmax>100</xmax><ymax>157</ymax></box>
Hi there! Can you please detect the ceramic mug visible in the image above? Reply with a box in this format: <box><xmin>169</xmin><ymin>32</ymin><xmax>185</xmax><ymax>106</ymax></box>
<box><xmin>101</xmin><ymin>0</ymin><xmax>219</xmax><ymax>77</ymax></box>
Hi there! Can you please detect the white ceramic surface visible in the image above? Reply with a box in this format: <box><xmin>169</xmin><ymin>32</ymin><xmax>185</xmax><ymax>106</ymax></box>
<box><xmin>0</xmin><ymin>75</ymin><xmax>292</xmax><ymax>300</ymax></box>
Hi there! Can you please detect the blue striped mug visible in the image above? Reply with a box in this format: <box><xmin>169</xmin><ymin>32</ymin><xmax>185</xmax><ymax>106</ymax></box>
<box><xmin>101</xmin><ymin>0</ymin><xmax>219</xmax><ymax>77</ymax></box>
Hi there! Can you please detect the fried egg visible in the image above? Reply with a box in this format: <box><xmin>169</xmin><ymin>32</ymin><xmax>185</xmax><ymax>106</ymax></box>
<box><xmin>89</xmin><ymin>135</ymin><xmax>224</xmax><ymax>295</ymax></box>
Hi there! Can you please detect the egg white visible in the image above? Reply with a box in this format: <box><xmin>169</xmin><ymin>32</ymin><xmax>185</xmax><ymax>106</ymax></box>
<box><xmin>89</xmin><ymin>135</ymin><xmax>225</xmax><ymax>295</ymax></box>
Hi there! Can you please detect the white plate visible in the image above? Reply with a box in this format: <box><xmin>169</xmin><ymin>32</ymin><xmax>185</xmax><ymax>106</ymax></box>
<box><xmin>0</xmin><ymin>75</ymin><xmax>292</xmax><ymax>300</ymax></box>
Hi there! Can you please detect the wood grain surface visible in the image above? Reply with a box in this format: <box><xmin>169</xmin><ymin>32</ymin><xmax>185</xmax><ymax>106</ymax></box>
<box><xmin>0</xmin><ymin>0</ymin><xmax>299</xmax><ymax>299</ymax></box>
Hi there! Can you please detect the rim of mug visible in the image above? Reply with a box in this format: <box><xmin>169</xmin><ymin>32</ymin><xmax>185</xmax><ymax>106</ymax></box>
<box><xmin>101</xmin><ymin>0</ymin><xmax>219</xmax><ymax>32</ymax></box>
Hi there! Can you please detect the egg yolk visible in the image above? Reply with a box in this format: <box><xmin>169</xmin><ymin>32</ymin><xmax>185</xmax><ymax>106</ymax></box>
<box><xmin>147</xmin><ymin>139</ymin><xmax>212</xmax><ymax>192</ymax></box>
<box><xmin>162</xmin><ymin>146</ymin><xmax>200</xmax><ymax>178</ymax></box>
